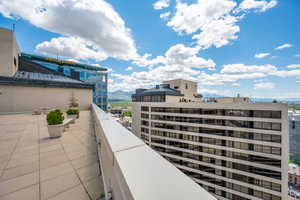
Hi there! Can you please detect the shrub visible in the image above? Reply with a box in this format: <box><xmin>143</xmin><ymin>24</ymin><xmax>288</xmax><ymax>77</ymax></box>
<box><xmin>47</xmin><ymin>109</ymin><xmax>64</xmax><ymax>125</ymax></box>
<box><xmin>66</xmin><ymin>109</ymin><xmax>79</xmax><ymax>115</ymax></box>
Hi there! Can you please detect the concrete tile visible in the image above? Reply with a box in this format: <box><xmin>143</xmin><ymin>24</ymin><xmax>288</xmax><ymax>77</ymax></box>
<box><xmin>0</xmin><ymin>161</ymin><xmax>39</xmax><ymax>182</ymax></box>
<box><xmin>40</xmin><ymin>162</ymin><xmax>74</xmax><ymax>182</ymax></box>
<box><xmin>76</xmin><ymin>163</ymin><xmax>100</xmax><ymax>182</ymax></box>
<box><xmin>0</xmin><ymin>172</ymin><xmax>39</xmax><ymax>197</ymax></box>
<box><xmin>83</xmin><ymin>176</ymin><xmax>104</xmax><ymax>200</ymax></box>
<box><xmin>40</xmin><ymin>154</ymin><xmax>69</xmax><ymax>170</ymax></box>
<box><xmin>40</xmin><ymin>148</ymin><xmax>65</xmax><ymax>158</ymax></box>
<box><xmin>0</xmin><ymin>184</ymin><xmax>39</xmax><ymax>200</ymax></box>
<box><xmin>6</xmin><ymin>155</ymin><xmax>38</xmax><ymax>169</ymax></box>
<box><xmin>71</xmin><ymin>154</ymin><xmax>98</xmax><ymax>170</ymax></box>
<box><xmin>47</xmin><ymin>185</ymin><xmax>89</xmax><ymax>200</ymax></box>
<box><xmin>40</xmin><ymin>144</ymin><xmax>63</xmax><ymax>154</ymax></box>
<box><xmin>41</xmin><ymin>172</ymin><xmax>80</xmax><ymax>200</ymax></box>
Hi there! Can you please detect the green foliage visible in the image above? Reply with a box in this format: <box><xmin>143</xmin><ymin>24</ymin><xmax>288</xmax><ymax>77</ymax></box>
<box><xmin>109</xmin><ymin>101</ymin><xmax>131</xmax><ymax>108</ymax></box>
<box><xmin>47</xmin><ymin>109</ymin><xmax>64</xmax><ymax>125</ymax></box>
<box><xmin>122</xmin><ymin>110</ymin><xmax>132</xmax><ymax>117</ymax></box>
<box><xmin>66</xmin><ymin>109</ymin><xmax>79</xmax><ymax>115</ymax></box>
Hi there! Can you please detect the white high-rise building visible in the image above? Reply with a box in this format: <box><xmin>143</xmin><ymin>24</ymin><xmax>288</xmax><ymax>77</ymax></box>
<box><xmin>132</xmin><ymin>79</ymin><xmax>288</xmax><ymax>200</ymax></box>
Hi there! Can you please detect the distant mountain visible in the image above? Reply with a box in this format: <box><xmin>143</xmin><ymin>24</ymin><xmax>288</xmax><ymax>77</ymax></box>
<box><xmin>108</xmin><ymin>90</ymin><xmax>132</xmax><ymax>101</ymax></box>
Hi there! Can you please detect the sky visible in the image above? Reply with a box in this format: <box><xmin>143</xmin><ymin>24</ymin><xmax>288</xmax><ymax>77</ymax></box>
<box><xmin>0</xmin><ymin>0</ymin><xmax>300</xmax><ymax>98</ymax></box>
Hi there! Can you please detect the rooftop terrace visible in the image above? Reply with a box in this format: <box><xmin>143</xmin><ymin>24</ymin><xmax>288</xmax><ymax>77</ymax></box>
<box><xmin>0</xmin><ymin>111</ymin><xmax>104</xmax><ymax>200</ymax></box>
<box><xmin>0</xmin><ymin>105</ymin><xmax>216</xmax><ymax>200</ymax></box>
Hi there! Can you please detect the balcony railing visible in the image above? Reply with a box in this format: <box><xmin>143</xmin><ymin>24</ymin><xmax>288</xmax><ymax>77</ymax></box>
<box><xmin>92</xmin><ymin>104</ymin><xmax>217</xmax><ymax>200</ymax></box>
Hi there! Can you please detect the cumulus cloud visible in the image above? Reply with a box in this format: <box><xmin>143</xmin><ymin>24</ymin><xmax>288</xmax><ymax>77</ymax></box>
<box><xmin>232</xmin><ymin>83</ymin><xmax>240</xmax><ymax>86</ymax></box>
<box><xmin>126</xmin><ymin>66</ymin><xmax>133</xmax><ymax>71</ymax></box>
<box><xmin>0</xmin><ymin>0</ymin><xmax>137</xmax><ymax>61</ymax></box>
<box><xmin>237</xmin><ymin>0</ymin><xmax>277</xmax><ymax>12</ymax></box>
<box><xmin>254</xmin><ymin>82</ymin><xmax>275</xmax><ymax>89</ymax></box>
<box><xmin>153</xmin><ymin>0</ymin><xmax>169</xmax><ymax>10</ymax></box>
<box><xmin>295</xmin><ymin>54</ymin><xmax>300</xmax><ymax>57</ymax></box>
<box><xmin>255</xmin><ymin>53</ymin><xmax>270</xmax><ymax>58</ymax></box>
<box><xmin>221</xmin><ymin>64</ymin><xmax>277</xmax><ymax>74</ymax></box>
<box><xmin>157</xmin><ymin>0</ymin><xmax>277</xmax><ymax>51</ymax></box>
<box><xmin>160</xmin><ymin>12</ymin><xmax>171</xmax><ymax>19</ymax></box>
<box><xmin>275</xmin><ymin>43</ymin><xmax>293</xmax><ymax>50</ymax></box>
<box><xmin>134</xmin><ymin>44</ymin><xmax>216</xmax><ymax>69</ymax></box>
<box><xmin>287</xmin><ymin>64</ymin><xmax>300</xmax><ymax>69</ymax></box>
<box><xmin>166</xmin><ymin>0</ymin><xmax>240</xmax><ymax>50</ymax></box>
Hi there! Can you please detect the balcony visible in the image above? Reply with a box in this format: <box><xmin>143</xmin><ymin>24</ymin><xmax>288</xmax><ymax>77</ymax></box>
<box><xmin>0</xmin><ymin>104</ymin><xmax>216</xmax><ymax>200</ymax></box>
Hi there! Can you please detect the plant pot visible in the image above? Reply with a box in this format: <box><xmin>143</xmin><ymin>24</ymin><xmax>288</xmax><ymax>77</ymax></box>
<box><xmin>67</xmin><ymin>114</ymin><xmax>77</xmax><ymax>123</ymax></box>
<box><xmin>47</xmin><ymin>124</ymin><xmax>64</xmax><ymax>138</ymax></box>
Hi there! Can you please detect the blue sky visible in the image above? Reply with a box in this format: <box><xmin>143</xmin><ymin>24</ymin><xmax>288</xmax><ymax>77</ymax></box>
<box><xmin>0</xmin><ymin>0</ymin><xmax>300</xmax><ymax>98</ymax></box>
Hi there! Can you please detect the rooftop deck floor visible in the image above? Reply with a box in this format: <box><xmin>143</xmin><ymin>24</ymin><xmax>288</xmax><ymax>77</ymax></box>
<box><xmin>0</xmin><ymin>111</ymin><xmax>104</xmax><ymax>200</ymax></box>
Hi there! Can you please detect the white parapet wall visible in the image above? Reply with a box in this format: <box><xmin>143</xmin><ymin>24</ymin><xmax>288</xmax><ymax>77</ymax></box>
<box><xmin>91</xmin><ymin>104</ymin><xmax>217</xmax><ymax>200</ymax></box>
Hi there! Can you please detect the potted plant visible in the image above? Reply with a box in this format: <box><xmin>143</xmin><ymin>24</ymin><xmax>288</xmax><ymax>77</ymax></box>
<box><xmin>66</xmin><ymin>108</ymin><xmax>79</xmax><ymax>121</ymax></box>
<box><xmin>47</xmin><ymin>109</ymin><xmax>64</xmax><ymax>138</ymax></box>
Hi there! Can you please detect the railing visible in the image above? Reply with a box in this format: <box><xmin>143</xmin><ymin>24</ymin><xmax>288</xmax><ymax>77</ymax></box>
<box><xmin>91</xmin><ymin>104</ymin><xmax>217</xmax><ymax>200</ymax></box>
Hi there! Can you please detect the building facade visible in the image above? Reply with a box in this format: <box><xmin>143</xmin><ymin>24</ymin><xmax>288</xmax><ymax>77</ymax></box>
<box><xmin>20</xmin><ymin>53</ymin><xmax>108</xmax><ymax>110</ymax></box>
<box><xmin>132</xmin><ymin>79</ymin><xmax>288</xmax><ymax>200</ymax></box>
<box><xmin>289</xmin><ymin>111</ymin><xmax>300</xmax><ymax>162</ymax></box>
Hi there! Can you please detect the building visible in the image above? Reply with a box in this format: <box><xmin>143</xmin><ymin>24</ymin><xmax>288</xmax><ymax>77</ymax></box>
<box><xmin>289</xmin><ymin>111</ymin><xmax>300</xmax><ymax>162</ymax></box>
<box><xmin>0</xmin><ymin>26</ymin><xmax>108</xmax><ymax>111</ymax></box>
<box><xmin>0</xmin><ymin>27</ymin><xmax>94</xmax><ymax>113</ymax></box>
<box><xmin>132</xmin><ymin>79</ymin><xmax>288</xmax><ymax>200</ymax></box>
<box><xmin>20</xmin><ymin>53</ymin><xmax>108</xmax><ymax>111</ymax></box>
<box><xmin>289</xmin><ymin>163</ymin><xmax>300</xmax><ymax>186</ymax></box>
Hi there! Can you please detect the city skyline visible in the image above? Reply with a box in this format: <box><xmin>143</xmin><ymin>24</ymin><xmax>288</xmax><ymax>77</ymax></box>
<box><xmin>0</xmin><ymin>0</ymin><xmax>299</xmax><ymax>99</ymax></box>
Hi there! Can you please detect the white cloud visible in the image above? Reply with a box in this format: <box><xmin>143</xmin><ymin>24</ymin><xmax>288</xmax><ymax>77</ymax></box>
<box><xmin>295</xmin><ymin>54</ymin><xmax>300</xmax><ymax>57</ymax></box>
<box><xmin>198</xmin><ymin>71</ymin><xmax>266</xmax><ymax>86</ymax></box>
<box><xmin>153</xmin><ymin>0</ymin><xmax>169</xmax><ymax>10</ymax></box>
<box><xmin>232</xmin><ymin>83</ymin><xmax>240</xmax><ymax>86</ymax></box>
<box><xmin>254</xmin><ymin>82</ymin><xmax>275</xmax><ymax>89</ymax></box>
<box><xmin>255</xmin><ymin>53</ymin><xmax>270</xmax><ymax>58</ymax></box>
<box><xmin>134</xmin><ymin>44</ymin><xmax>215</xmax><ymax>69</ymax></box>
<box><xmin>221</xmin><ymin>64</ymin><xmax>277</xmax><ymax>74</ymax></box>
<box><xmin>270</xmin><ymin>69</ymin><xmax>300</xmax><ymax>77</ymax></box>
<box><xmin>166</xmin><ymin>0</ymin><xmax>240</xmax><ymax>50</ymax></box>
<box><xmin>192</xmin><ymin>16</ymin><xmax>240</xmax><ymax>49</ymax></box>
<box><xmin>287</xmin><ymin>64</ymin><xmax>300</xmax><ymax>69</ymax></box>
<box><xmin>0</xmin><ymin>0</ymin><xmax>137</xmax><ymax>61</ymax></box>
<box><xmin>237</xmin><ymin>0</ymin><xmax>277</xmax><ymax>12</ymax></box>
<box><xmin>36</xmin><ymin>36</ymin><xmax>108</xmax><ymax>61</ymax></box>
<box><xmin>275</xmin><ymin>43</ymin><xmax>293</xmax><ymax>50</ymax></box>
<box><xmin>126</xmin><ymin>66</ymin><xmax>133</xmax><ymax>71</ymax></box>
<box><xmin>160</xmin><ymin>12</ymin><xmax>171</xmax><ymax>19</ymax></box>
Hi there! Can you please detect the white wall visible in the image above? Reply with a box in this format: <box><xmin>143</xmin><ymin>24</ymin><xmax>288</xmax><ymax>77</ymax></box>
<box><xmin>0</xmin><ymin>85</ymin><xmax>93</xmax><ymax>113</ymax></box>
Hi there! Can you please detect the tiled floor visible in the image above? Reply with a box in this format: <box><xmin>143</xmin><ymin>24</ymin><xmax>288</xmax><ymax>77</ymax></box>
<box><xmin>0</xmin><ymin>111</ymin><xmax>104</xmax><ymax>200</ymax></box>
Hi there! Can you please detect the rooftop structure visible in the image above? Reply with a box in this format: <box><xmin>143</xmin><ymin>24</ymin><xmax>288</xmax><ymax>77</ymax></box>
<box><xmin>132</xmin><ymin>79</ymin><xmax>202</xmax><ymax>103</ymax></box>
<box><xmin>0</xmin><ymin>27</ymin><xmax>108</xmax><ymax>111</ymax></box>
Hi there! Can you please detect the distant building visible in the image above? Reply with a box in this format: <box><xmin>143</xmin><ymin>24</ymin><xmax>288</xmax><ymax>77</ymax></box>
<box><xmin>289</xmin><ymin>163</ymin><xmax>300</xmax><ymax>185</ymax></box>
<box><xmin>289</xmin><ymin>111</ymin><xmax>300</xmax><ymax>162</ymax></box>
<box><xmin>132</xmin><ymin>79</ymin><xmax>288</xmax><ymax>200</ymax></box>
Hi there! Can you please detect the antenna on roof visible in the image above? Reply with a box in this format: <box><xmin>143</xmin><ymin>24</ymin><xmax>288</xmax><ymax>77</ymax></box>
<box><xmin>12</xmin><ymin>24</ymin><xmax>15</xmax><ymax>33</ymax></box>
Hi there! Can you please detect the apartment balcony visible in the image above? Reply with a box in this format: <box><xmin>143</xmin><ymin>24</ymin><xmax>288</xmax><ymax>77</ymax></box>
<box><xmin>0</xmin><ymin>104</ymin><xmax>216</xmax><ymax>200</ymax></box>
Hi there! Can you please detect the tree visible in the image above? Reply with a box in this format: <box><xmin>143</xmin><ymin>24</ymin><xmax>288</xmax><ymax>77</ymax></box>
<box><xmin>69</xmin><ymin>92</ymin><xmax>79</xmax><ymax>108</ymax></box>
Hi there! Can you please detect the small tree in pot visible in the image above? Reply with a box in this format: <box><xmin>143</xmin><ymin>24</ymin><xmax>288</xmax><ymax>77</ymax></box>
<box><xmin>47</xmin><ymin>109</ymin><xmax>64</xmax><ymax>138</ymax></box>
<box><xmin>68</xmin><ymin>92</ymin><xmax>80</xmax><ymax>119</ymax></box>
<box><xmin>66</xmin><ymin>108</ymin><xmax>79</xmax><ymax>122</ymax></box>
